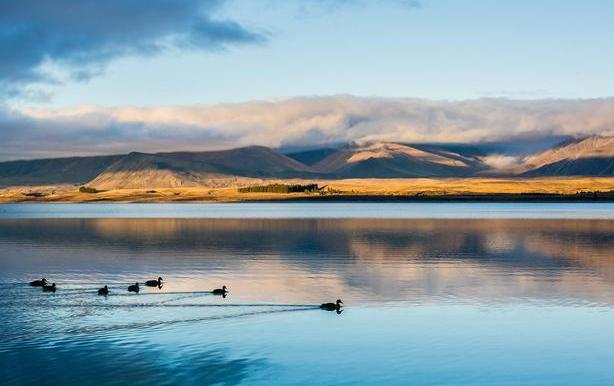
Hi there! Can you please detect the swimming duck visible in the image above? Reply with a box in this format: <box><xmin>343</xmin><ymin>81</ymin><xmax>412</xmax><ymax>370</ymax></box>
<box><xmin>212</xmin><ymin>285</ymin><xmax>228</xmax><ymax>295</ymax></box>
<box><xmin>128</xmin><ymin>283</ymin><xmax>139</xmax><ymax>293</ymax></box>
<box><xmin>98</xmin><ymin>285</ymin><xmax>109</xmax><ymax>296</ymax></box>
<box><xmin>320</xmin><ymin>299</ymin><xmax>343</xmax><ymax>311</ymax></box>
<box><xmin>42</xmin><ymin>283</ymin><xmax>56</xmax><ymax>292</ymax></box>
<box><xmin>145</xmin><ymin>277</ymin><xmax>163</xmax><ymax>287</ymax></box>
<box><xmin>29</xmin><ymin>278</ymin><xmax>47</xmax><ymax>287</ymax></box>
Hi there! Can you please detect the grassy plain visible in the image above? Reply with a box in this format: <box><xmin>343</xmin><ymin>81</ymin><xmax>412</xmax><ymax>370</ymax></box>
<box><xmin>1</xmin><ymin>177</ymin><xmax>614</xmax><ymax>203</ymax></box>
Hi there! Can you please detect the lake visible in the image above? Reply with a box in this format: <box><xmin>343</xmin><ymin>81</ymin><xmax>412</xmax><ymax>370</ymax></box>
<box><xmin>1</xmin><ymin>203</ymin><xmax>614</xmax><ymax>385</ymax></box>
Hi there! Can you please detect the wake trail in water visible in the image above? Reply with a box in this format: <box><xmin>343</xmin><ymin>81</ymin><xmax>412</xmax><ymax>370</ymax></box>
<box><xmin>1</xmin><ymin>302</ymin><xmax>317</xmax><ymax>309</ymax></box>
<box><xmin>157</xmin><ymin>292</ymin><xmax>213</xmax><ymax>304</ymax></box>
<box><xmin>64</xmin><ymin>306</ymin><xmax>319</xmax><ymax>335</ymax></box>
<box><xmin>3</xmin><ymin>289</ymin><xmax>223</xmax><ymax>299</ymax></box>
<box><xmin>103</xmin><ymin>290</ymin><xmax>217</xmax><ymax>297</ymax></box>
<box><xmin>0</xmin><ymin>283</ymin><xmax>26</xmax><ymax>288</ymax></box>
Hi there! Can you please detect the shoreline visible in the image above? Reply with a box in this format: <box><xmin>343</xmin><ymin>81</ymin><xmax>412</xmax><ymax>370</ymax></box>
<box><xmin>2</xmin><ymin>192</ymin><xmax>614</xmax><ymax>204</ymax></box>
<box><xmin>257</xmin><ymin>193</ymin><xmax>614</xmax><ymax>202</ymax></box>
<box><xmin>2</xmin><ymin>177</ymin><xmax>614</xmax><ymax>203</ymax></box>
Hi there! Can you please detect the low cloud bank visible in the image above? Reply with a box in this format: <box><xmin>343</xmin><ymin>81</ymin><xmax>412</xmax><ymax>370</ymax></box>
<box><xmin>2</xmin><ymin>96</ymin><xmax>614</xmax><ymax>161</ymax></box>
<box><xmin>480</xmin><ymin>155</ymin><xmax>521</xmax><ymax>169</ymax></box>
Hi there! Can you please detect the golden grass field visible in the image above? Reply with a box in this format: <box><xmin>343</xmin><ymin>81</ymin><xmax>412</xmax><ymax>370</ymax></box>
<box><xmin>1</xmin><ymin>177</ymin><xmax>614</xmax><ymax>203</ymax></box>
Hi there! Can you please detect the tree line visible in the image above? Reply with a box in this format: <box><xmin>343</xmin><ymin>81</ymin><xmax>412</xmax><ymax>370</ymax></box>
<box><xmin>238</xmin><ymin>183</ymin><xmax>320</xmax><ymax>193</ymax></box>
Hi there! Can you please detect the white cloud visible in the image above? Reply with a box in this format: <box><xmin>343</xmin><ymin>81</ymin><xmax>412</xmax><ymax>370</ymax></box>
<box><xmin>480</xmin><ymin>155</ymin><xmax>521</xmax><ymax>169</ymax></box>
<box><xmin>2</xmin><ymin>95</ymin><xmax>614</xmax><ymax>160</ymax></box>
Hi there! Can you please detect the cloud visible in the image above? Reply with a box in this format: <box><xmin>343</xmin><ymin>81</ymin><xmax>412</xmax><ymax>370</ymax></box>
<box><xmin>480</xmin><ymin>155</ymin><xmax>521</xmax><ymax>169</ymax></box>
<box><xmin>0</xmin><ymin>0</ymin><xmax>265</xmax><ymax>96</ymax></box>
<box><xmin>2</xmin><ymin>95</ymin><xmax>614</xmax><ymax>161</ymax></box>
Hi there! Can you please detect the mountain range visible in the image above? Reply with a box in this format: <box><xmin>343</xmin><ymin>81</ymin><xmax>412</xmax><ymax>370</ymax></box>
<box><xmin>0</xmin><ymin>136</ymin><xmax>612</xmax><ymax>189</ymax></box>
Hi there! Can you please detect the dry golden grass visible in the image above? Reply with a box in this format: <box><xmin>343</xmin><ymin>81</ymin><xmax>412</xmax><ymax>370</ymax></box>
<box><xmin>321</xmin><ymin>177</ymin><xmax>614</xmax><ymax>195</ymax></box>
<box><xmin>1</xmin><ymin>177</ymin><xmax>614</xmax><ymax>203</ymax></box>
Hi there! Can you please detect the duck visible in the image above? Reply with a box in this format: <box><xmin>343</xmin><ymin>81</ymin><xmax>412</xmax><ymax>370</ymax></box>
<box><xmin>128</xmin><ymin>283</ymin><xmax>139</xmax><ymax>293</ymax></box>
<box><xmin>29</xmin><ymin>278</ymin><xmax>47</xmax><ymax>287</ymax></box>
<box><xmin>320</xmin><ymin>299</ymin><xmax>343</xmax><ymax>311</ymax></box>
<box><xmin>212</xmin><ymin>285</ymin><xmax>228</xmax><ymax>295</ymax></box>
<box><xmin>42</xmin><ymin>283</ymin><xmax>56</xmax><ymax>292</ymax></box>
<box><xmin>98</xmin><ymin>285</ymin><xmax>109</xmax><ymax>296</ymax></box>
<box><xmin>145</xmin><ymin>277</ymin><xmax>163</xmax><ymax>287</ymax></box>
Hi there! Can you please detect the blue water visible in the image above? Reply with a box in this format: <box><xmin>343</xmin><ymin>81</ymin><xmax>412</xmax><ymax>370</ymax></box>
<box><xmin>1</xmin><ymin>204</ymin><xmax>614</xmax><ymax>385</ymax></box>
<box><xmin>1</xmin><ymin>202</ymin><xmax>614</xmax><ymax>218</ymax></box>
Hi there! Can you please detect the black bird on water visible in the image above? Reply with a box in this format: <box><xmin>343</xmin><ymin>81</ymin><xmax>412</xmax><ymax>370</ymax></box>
<box><xmin>29</xmin><ymin>278</ymin><xmax>47</xmax><ymax>287</ymax></box>
<box><xmin>320</xmin><ymin>299</ymin><xmax>343</xmax><ymax>312</ymax></box>
<box><xmin>42</xmin><ymin>283</ymin><xmax>56</xmax><ymax>292</ymax></box>
<box><xmin>128</xmin><ymin>283</ymin><xmax>139</xmax><ymax>293</ymax></box>
<box><xmin>98</xmin><ymin>285</ymin><xmax>109</xmax><ymax>296</ymax></box>
<box><xmin>212</xmin><ymin>285</ymin><xmax>228</xmax><ymax>296</ymax></box>
<box><xmin>145</xmin><ymin>277</ymin><xmax>163</xmax><ymax>288</ymax></box>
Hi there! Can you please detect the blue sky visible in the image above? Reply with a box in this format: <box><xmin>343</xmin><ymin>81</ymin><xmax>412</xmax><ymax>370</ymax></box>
<box><xmin>4</xmin><ymin>0</ymin><xmax>614</xmax><ymax>108</ymax></box>
<box><xmin>1</xmin><ymin>0</ymin><xmax>614</xmax><ymax>159</ymax></box>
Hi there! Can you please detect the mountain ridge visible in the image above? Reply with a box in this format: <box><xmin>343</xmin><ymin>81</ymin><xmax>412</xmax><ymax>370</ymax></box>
<box><xmin>1</xmin><ymin>136</ymin><xmax>612</xmax><ymax>188</ymax></box>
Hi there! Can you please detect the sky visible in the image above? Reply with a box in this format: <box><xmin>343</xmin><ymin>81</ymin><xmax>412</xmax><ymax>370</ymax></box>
<box><xmin>1</xmin><ymin>0</ymin><xmax>614</xmax><ymax>160</ymax></box>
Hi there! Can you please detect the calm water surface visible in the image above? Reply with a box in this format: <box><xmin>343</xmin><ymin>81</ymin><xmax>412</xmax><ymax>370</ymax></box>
<box><xmin>2</xmin><ymin>202</ymin><xmax>614</xmax><ymax>218</ymax></box>
<box><xmin>1</xmin><ymin>203</ymin><xmax>614</xmax><ymax>385</ymax></box>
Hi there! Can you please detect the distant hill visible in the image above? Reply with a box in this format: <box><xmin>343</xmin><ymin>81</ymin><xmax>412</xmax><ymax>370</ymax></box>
<box><xmin>160</xmin><ymin>146</ymin><xmax>314</xmax><ymax>177</ymax></box>
<box><xmin>0</xmin><ymin>155</ymin><xmax>122</xmax><ymax>186</ymax></box>
<box><xmin>521</xmin><ymin>136</ymin><xmax>614</xmax><ymax>176</ymax></box>
<box><xmin>285</xmin><ymin>148</ymin><xmax>339</xmax><ymax>166</ymax></box>
<box><xmin>89</xmin><ymin>146</ymin><xmax>317</xmax><ymax>189</ymax></box>
<box><xmin>310</xmin><ymin>142</ymin><xmax>483</xmax><ymax>178</ymax></box>
<box><xmin>87</xmin><ymin>152</ymin><xmax>222</xmax><ymax>189</ymax></box>
<box><xmin>411</xmin><ymin>135</ymin><xmax>573</xmax><ymax>159</ymax></box>
<box><xmin>523</xmin><ymin>157</ymin><xmax>614</xmax><ymax>177</ymax></box>
<box><xmin>523</xmin><ymin>136</ymin><xmax>614</xmax><ymax>167</ymax></box>
<box><xmin>0</xmin><ymin>136</ymin><xmax>612</xmax><ymax>188</ymax></box>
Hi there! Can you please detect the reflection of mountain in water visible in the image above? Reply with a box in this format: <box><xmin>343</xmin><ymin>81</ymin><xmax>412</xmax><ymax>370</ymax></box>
<box><xmin>1</xmin><ymin>218</ymin><xmax>613</xmax><ymax>304</ymax></box>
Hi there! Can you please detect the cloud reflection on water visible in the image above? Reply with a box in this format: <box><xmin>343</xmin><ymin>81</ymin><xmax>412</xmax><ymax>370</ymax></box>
<box><xmin>1</xmin><ymin>218</ymin><xmax>613</xmax><ymax>305</ymax></box>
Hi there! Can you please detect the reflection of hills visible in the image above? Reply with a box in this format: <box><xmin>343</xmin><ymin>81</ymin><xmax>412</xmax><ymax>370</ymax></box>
<box><xmin>524</xmin><ymin>236</ymin><xmax>614</xmax><ymax>276</ymax></box>
<box><xmin>1</xmin><ymin>218</ymin><xmax>613</xmax><ymax>304</ymax></box>
<box><xmin>2</xmin><ymin>219</ymin><xmax>612</xmax><ymax>266</ymax></box>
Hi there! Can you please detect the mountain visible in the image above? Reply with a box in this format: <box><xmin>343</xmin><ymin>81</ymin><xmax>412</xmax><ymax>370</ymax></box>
<box><xmin>1</xmin><ymin>136</ymin><xmax>613</xmax><ymax>188</ymax></box>
<box><xmin>523</xmin><ymin>157</ymin><xmax>614</xmax><ymax>177</ymax></box>
<box><xmin>160</xmin><ymin>146</ymin><xmax>314</xmax><ymax>177</ymax></box>
<box><xmin>310</xmin><ymin>142</ymin><xmax>484</xmax><ymax>178</ymax></box>
<box><xmin>521</xmin><ymin>136</ymin><xmax>614</xmax><ymax>176</ymax></box>
<box><xmin>410</xmin><ymin>135</ymin><xmax>574</xmax><ymax>159</ymax></box>
<box><xmin>88</xmin><ymin>146</ymin><xmax>316</xmax><ymax>189</ymax></box>
<box><xmin>87</xmin><ymin>152</ymin><xmax>223</xmax><ymax>189</ymax></box>
<box><xmin>0</xmin><ymin>155</ymin><xmax>122</xmax><ymax>186</ymax></box>
<box><xmin>285</xmin><ymin>148</ymin><xmax>339</xmax><ymax>166</ymax></box>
